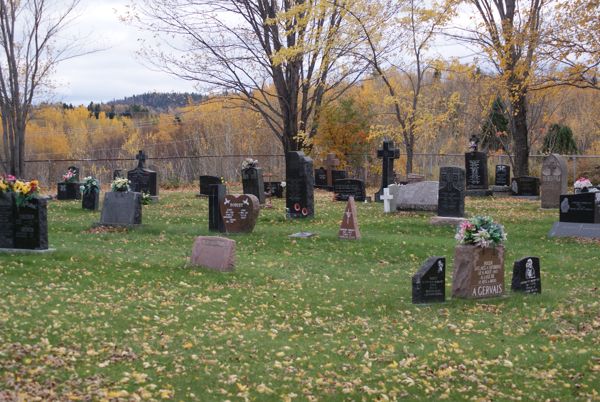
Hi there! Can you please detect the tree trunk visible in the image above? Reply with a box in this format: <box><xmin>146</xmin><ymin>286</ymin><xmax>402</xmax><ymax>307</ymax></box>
<box><xmin>511</xmin><ymin>93</ymin><xmax>530</xmax><ymax>177</ymax></box>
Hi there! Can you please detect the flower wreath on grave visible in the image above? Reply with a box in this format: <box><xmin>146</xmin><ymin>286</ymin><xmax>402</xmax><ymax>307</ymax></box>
<box><xmin>80</xmin><ymin>176</ymin><xmax>100</xmax><ymax>194</ymax></box>
<box><xmin>455</xmin><ymin>216</ymin><xmax>506</xmax><ymax>248</ymax></box>
<box><xmin>12</xmin><ymin>180</ymin><xmax>40</xmax><ymax>207</ymax></box>
<box><xmin>111</xmin><ymin>177</ymin><xmax>131</xmax><ymax>192</ymax></box>
<box><xmin>62</xmin><ymin>168</ymin><xmax>78</xmax><ymax>183</ymax></box>
<box><xmin>574</xmin><ymin>177</ymin><xmax>594</xmax><ymax>192</ymax></box>
<box><xmin>241</xmin><ymin>158</ymin><xmax>258</xmax><ymax>170</ymax></box>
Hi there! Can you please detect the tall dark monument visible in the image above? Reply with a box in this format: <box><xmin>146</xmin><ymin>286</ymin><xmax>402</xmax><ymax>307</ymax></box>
<box><xmin>375</xmin><ymin>139</ymin><xmax>400</xmax><ymax>202</ymax></box>
<box><xmin>127</xmin><ymin>150</ymin><xmax>158</xmax><ymax>197</ymax></box>
<box><xmin>437</xmin><ymin>167</ymin><xmax>465</xmax><ymax>218</ymax></box>
<box><xmin>286</xmin><ymin>151</ymin><xmax>314</xmax><ymax>218</ymax></box>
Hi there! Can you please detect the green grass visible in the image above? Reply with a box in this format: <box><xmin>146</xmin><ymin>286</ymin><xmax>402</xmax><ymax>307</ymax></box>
<box><xmin>0</xmin><ymin>190</ymin><xmax>599</xmax><ymax>400</ymax></box>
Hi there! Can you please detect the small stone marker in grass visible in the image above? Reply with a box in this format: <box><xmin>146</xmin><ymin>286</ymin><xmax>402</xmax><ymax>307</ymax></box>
<box><xmin>511</xmin><ymin>257</ymin><xmax>541</xmax><ymax>294</ymax></box>
<box><xmin>190</xmin><ymin>236</ymin><xmax>235</xmax><ymax>272</ymax></box>
<box><xmin>338</xmin><ymin>196</ymin><xmax>360</xmax><ymax>240</ymax></box>
<box><xmin>412</xmin><ymin>256</ymin><xmax>446</xmax><ymax>304</ymax></box>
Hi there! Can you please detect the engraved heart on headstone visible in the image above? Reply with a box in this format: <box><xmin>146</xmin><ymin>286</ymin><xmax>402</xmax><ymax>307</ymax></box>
<box><xmin>220</xmin><ymin>194</ymin><xmax>260</xmax><ymax>233</ymax></box>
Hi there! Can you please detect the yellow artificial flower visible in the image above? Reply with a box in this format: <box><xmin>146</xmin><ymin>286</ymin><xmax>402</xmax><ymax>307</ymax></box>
<box><xmin>0</xmin><ymin>181</ymin><xmax>7</xmax><ymax>191</ymax></box>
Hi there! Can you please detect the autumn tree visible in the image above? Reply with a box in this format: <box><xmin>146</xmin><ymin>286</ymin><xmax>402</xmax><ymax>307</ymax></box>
<box><xmin>0</xmin><ymin>0</ymin><xmax>83</xmax><ymax>176</ymax></box>
<box><xmin>348</xmin><ymin>0</ymin><xmax>456</xmax><ymax>173</ymax></box>
<box><xmin>132</xmin><ymin>0</ymin><xmax>369</xmax><ymax>161</ymax></box>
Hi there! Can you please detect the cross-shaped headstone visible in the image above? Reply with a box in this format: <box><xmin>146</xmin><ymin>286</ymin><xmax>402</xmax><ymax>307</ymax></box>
<box><xmin>324</xmin><ymin>153</ymin><xmax>340</xmax><ymax>187</ymax></box>
<box><xmin>382</xmin><ymin>187</ymin><xmax>394</xmax><ymax>213</ymax></box>
<box><xmin>136</xmin><ymin>150</ymin><xmax>147</xmax><ymax>169</ymax></box>
<box><xmin>375</xmin><ymin>139</ymin><xmax>400</xmax><ymax>201</ymax></box>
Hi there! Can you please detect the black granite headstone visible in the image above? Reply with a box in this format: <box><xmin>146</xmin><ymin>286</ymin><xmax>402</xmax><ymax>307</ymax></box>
<box><xmin>113</xmin><ymin>169</ymin><xmax>124</xmax><ymax>180</ymax></box>
<box><xmin>208</xmin><ymin>183</ymin><xmax>226</xmax><ymax>232</ymax></box>
<box><xmin>511</xmin><ymin>177</ymin><xmax>540</xmax><ymax>196</ymax></box>
<box><xmin>264</xmin><ymin>182</ymin><xmax>284</xmax><ymax>198</ymax></box>
<box><xmin>127</xmin><ymin>150</ymin><xmax>158</xmax><ymax>196</ymax></box>
<box><xmin>314</xmin><ymin>167</ymin><xmax>328</xmax><ymax>189</ymax></box>
<box><xmin>437</xmin><ymin>167</ymin><xmax>465</xmax><ymax>217</ymax></box>
<box><xmin>412</xmin><ymin>256</ymin><xmax>446</xmax><ymax>304</ymax></box>
<box><xmin>334</xmin><ymin>179</ymin><xmax>366</xmax><ymax>202</ymax></box>
<box><xmin>57</xmin><ymin>182</ymin><xmax>81</xmax><ymax>200</ymax></box>
<box><xmin>82</xmin><ymin>190</ymin><xmax>100</xmax><ymax>211</ymax></box>
<box><xmin>99</xmin><ymin>192</ymin><xmax>142</xmax><ymax>226</ymax></box>
<box><xmin>465</xmin><ymin>151</ymin><xmax>488</xmax><ymax>189</ymax></box>
<box><xmin>495</xmin><ymin>165</ymin><xmax>510</xmax><ymax>186</ymax></box>
<box><xmin>375</xmin><ymin>139</ymin><xmax>400</xmax><ymax>202</ymax></box>
<box><xmin>0</xmin><ymin>193</ymin><xmax>15</xmax><ymax>248</ymax></box>
<box><xmin>242</xmin><ymin>166</ymin><xmax>265</xmax><ymax>204</ymax></box>
<box><xmin>14</xmin><ymin>198</ymin><xmax>48</xmax><ymax>250</ymax></box>
<box><xmin>559</xmin><ymin>192</ymin><xmax>599</xmax><ymax>223</ymax></box>
<box><xmin>511</xmin><ymin>257</ymin><xmax>541</xmax><ymax>294</ymax></box>
<box><xmin>286</xmin><ymin>151</ymin><xmax>314</xmax><ymax>218</ymax></box>
<box><xmin>199</xmin><ymin>175</ymin><xmax>222</xmax><ymax>196</ymax></box>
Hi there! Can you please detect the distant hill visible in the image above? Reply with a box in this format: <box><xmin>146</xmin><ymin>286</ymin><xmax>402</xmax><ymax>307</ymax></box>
<box><xmin>107</xmin><ymin>92</ymin><xmax>207</xmax><ymax>111</ymax></box>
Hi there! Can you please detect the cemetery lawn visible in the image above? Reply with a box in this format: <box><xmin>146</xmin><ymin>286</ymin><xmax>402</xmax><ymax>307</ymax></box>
<box><xmin>1</xmin><ymin>190</ymin><xmax>599</xmax><ymax>401</ymax></box>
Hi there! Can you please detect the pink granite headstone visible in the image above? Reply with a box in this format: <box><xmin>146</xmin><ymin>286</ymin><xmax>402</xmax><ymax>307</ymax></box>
<box><xmin>190</xmin><ymin>236</ymin><xmax>236</xmax><ymax>272</ymax></box>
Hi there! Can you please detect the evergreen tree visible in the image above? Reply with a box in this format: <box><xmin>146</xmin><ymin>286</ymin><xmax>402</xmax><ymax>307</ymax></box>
<box><xmin>541</xmin><ymin>124</ymin><xmax>578</xmax><ymax>154</ymax></box>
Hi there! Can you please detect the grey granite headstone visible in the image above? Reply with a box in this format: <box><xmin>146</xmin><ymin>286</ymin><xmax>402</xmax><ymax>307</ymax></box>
<box><xmin>391</xmin><ymin>181</ymin><xmax>438</xmax><ymax>211</ymax></box>
<box><xmin>548</xmin><ymin>222</ymin><xmax>600</xmax><ymax>239</ymax></box>
<box><xmin>541</xmin><ymin>154</ymin><xmax>568</xmax><ymax>208</ymax></box>
<box><xmin>99</xmin><ymin>192</ymin><xmax>142</xmax><ymax>227</ymax></box>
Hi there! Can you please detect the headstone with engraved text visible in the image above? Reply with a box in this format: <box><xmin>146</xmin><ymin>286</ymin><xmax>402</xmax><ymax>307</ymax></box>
<box><xmin>286</xmin><ymin>151</ymin><xmax>314</xmax><ymax>218</ymax></box>
<box><xmin>511</xmin><ymin>257</ymin><xmax>541</xmax><ymax>294</ymax></box>
<box><xmin>541</xmin><ymin>154</ymin><xmax>568</xmax><ymax>208</ymax></box>
<box><xmin>412</xmin><ymin>256</ymin><xmax>446</xmax><ymax>304</ymax></box>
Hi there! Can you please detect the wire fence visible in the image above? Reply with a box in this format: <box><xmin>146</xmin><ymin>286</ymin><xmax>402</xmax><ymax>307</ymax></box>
<box><xmin>8</xmin><ymin>152</ymin><xmax>600</xmax><ymax>190</ymax></box>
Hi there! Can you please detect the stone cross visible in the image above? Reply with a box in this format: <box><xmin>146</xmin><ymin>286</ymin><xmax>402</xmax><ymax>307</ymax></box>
<box><xmin>382</xmin><ymin>187</ymin><xmax>394</xmax><ymax>213</ymax></box>
<box><xmin>324</xmin><ymin>153</ymin><xmax>340</xmax><ymax>187</ymax></box>
<box><xmin>376</xmin><ymin>139</ymin><xmax>400</xmax><ymax>201</ymax></box>
<box><xmin>136</xmin><ymin>150</ymin><xmax>147</xmax><ymax>169</ymax></box>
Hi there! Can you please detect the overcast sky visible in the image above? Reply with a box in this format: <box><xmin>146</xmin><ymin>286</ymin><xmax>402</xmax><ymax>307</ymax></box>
<box><xmin>53</xmin><ymin>0</ymin><xmax>196</xmax><ymax>106</ymax></box>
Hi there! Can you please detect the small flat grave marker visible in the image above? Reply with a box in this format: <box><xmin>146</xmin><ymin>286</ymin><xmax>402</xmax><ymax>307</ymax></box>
<box><xmin>288</xmin><ymin>232</ymin><xmax>317</xmax><ymax>238</ymax></box>
<box><xmin>338</xmin><ymin>196</ymin><xmax>360</xmax><ymax>240</ymax></box>
<box><xmin>412</xmin><ymin>256</ymin><xmax>446</xmax><ymax>304</ymax></box>
<box><xmin>220</xmin><ymin>194</ymin><xmax>260</xmax><ymax>233</ymax></box>
<box><xmin>190</xmin><ymin>236</ymin><xmax>235</xmax><ymax>272</ymax></box>
<box><xmin>511</xmin><ymin>257</ymin><xmax>541</xmax><ymax>294</ymax></box>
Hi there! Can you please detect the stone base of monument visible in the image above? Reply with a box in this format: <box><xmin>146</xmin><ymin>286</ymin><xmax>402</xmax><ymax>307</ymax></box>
<box><xmin>511</xmin><ymin>195</ymin><xmax>540</xmax><ymax>200</ymax></box>
<box><xmin>430</xmin><ymin>216</ymin><xmax>468</xmax><ymax>226</ymax></box>
<box><xmin>491</xmin><ymin>185</ymin><xmax>511</xmax><ymax>197</ymax></box>
<box><xmin>0</xmin><ymin>247</ymin><xmax>56</xmax><ymax>254</ymax></box>
<box><xmin>466</xmin><ymin>189</ymin><xmax>493</xmax><ymax>197</ymax></box>
<box><xmin>148</xmin><ymin>196</ymin><xmax>159</xmax><ymax>203</ymax></box>
<box><xmin>548</xmin><ymin>222</ymin><xmax>600</xmax><ymax>239</ymax></box>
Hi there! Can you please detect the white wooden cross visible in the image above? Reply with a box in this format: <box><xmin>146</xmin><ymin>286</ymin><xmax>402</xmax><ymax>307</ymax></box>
<box><xmin>382</xmin><ymin>187</ymin><xmax>394</xmax><ymax>213</ymax></box>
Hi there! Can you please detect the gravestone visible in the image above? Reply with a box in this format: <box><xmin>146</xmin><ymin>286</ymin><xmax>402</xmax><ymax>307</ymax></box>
<box><xmin>382</xmin><ymin>187</ymin><xmax>394</xmax><ymax>213</ymax></box>
<box><xmin>199</xmin><ymin>175</ymin><xmax>222</xmax><ymax>196</ymax></box>
<box><xmin>541</xmin><ymin>154</ymin><xmax>568</xmax><ymax>208</ymax></box>
<box><xmin>338</xmin><ymin>196</ymin><xmax>360</xmax><ymax>240</ymax></box>
<box><xmin>437</xmin><ymin>167</ymin><xmax>465</xmax><ymax>217</ymax></box>
<box><xmin>511</xmin><ymin>257</ymin><xmax>541</xmax><ymax>294</ymax></box>
<box><xmin>127</xmin><ymin>150</ymin><xmax>158</xmax><ymax>197</ymax></box>
<box><xmin>389</xmin><ymin>181</ymin><xmax>438</xmax><ymax>211</ymax></box>
<box><xmin>324</xmin><ymin>153</ymin><xmax>340</xmax><ymax>188</ymax></box>
<box><xmin>264</xmin><ymin>182</ymin><xmax>284</xmax><ymax>198</ymax></box>
<box><xmin>334</xmin><ymin>179</ymin><xmax>366</xmax><ymax>202</ymax></box>
<box><xmin>465</xmin><ymin>151</ymin><xmax>489</xmax><ymax>189</ymax></box>
<box><xmin>412</xmin><ymin>256</ymin><xmax>446</xmax><ymax>304</ymax></box>
<box><xmin>286</xmin><ymin>151</ymin><xmax>314</xmax><ymax>218</ymax></box>
<box><xmin>241</xmin><ymin>166</ymin><xmax>265</xmax><ymax>204</ymax></box>
<box><xmin>375</xmin><ymin>139</ymin><xmax>400</xmax><ymax>202</ymax></box>
<box><xmin>407</xmin><ymin>173</ymin><xmax>425</xmax><ymax>184</ymax></box>
<box><xmin>220</xmin><ymin>194</ymin><xmax>260</xmax><ymax>233</ymax></box>
<box><xmin>511</xmin><ymin>177</ymin><xmax>540</xmax><ymax>196</ymax></box>
<box><xmin>0</xmin><ymin>193</ymin><xmax>15</xmax><ymax>248</ymax></box>
<box><xmin>495</xmin><ymin>165</ymin><xmax>510</xmax><ymax>186</ymax></box>
<box><xmin>190</xmin><ymin>236</ymin><xmax>236</xmax><ymax>272</ymax></box>
<box><xmin>559</xmin><ymin>192</ymin><xmax>599</xmax><ymax>223</ymax></box>
<box><xmin>208</xmin><ymin>184</ymin><xmax>226</xmax><ymax>232</ymax></box>
<box><xmin>332</xmin><ymin>170</ymin><xmax>347</xmax><ymax>184</ymax></box>
<box><xmin>82</xmin><ymin>190</ymin><xmax>100</xmax><ymax>211</ymax></box>
<box><xmin>452</xmin><ymin>245</ymin><xmax>505</xmax><ymax>299</ymax></box>
<box><xmin>314</xmin><ymin>167</ymin><xmax>328</xmax><ymax>189</ymax></box>
<box><xmin>113</xmin><ymin>169</ymin><xmax>124</xmax><ymax>180</ymax></box>
<box><xmin>99</xmin><ymin>192</ymin><xmax>142</xmax><ymax>227</ymax></box>
<box><xmin>14</xmin><ymin>198</ymin><xmax>48</xmax><ymax>250</ymax></box>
